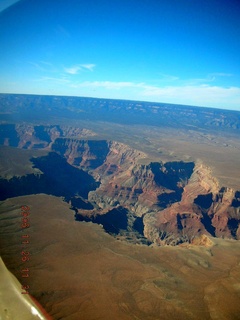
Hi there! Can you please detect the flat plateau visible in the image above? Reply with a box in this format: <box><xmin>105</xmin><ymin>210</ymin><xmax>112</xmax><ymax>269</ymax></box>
<box><xmin>1</xmin><ymin>194</ymin><xmax>240</xmax><ymax>320</ymax></box>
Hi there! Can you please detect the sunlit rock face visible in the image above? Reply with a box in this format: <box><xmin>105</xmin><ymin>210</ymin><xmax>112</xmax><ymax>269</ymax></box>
<box><xmin>0</xmin><ymin>124</ymin><xmax>239</xmax><ymax>245</ymax></box>
<box><xmin>0</xmin><ymin>123</ymin><xmax>96</xmax><ymax>149</ymax></box>
<box><xmin>145</xmin><ymin>164</ymin><xmax>240</xmax><ymax>245</ymax></box>
<box><xmin>52</xmin><ymin>138</ymin><xmax>109</xmax><ymax>169</ymax></box>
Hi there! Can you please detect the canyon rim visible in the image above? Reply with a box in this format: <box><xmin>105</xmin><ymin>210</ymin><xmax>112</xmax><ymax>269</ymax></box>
<box><xmin>0</xmin><ymin>94</ymin><xmax>240</xmax><ymax>320</ymax></box>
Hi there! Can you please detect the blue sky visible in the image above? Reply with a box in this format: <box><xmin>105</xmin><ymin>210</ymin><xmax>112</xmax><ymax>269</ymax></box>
<box><xmin>0</xmin><ymin>0</ymin><xmax>240</xmax><ymax>110</ymax></box>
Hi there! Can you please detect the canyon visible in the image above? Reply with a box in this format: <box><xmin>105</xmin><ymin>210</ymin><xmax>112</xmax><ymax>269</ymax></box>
<box><xmin>0</xmin><ymin>123</ymin><xmax>239</xmax><ymax>246</ymax></box>
<box><xmin>1</xmin><ymin>94</ymin><xmax>240</xmax><ymax>319</ymax></box>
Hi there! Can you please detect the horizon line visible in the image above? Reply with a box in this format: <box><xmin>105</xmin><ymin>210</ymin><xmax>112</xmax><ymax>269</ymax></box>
<box><xmin>0</xmin><ymin>91</ymin><xmax>239</xmax><ymax>114</ymax></box>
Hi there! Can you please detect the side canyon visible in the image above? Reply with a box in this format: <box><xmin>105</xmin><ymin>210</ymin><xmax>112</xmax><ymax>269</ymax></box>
<box><xmin>0</xmin><ymin>123</ymin><xmax>239</xmax><ymax>246</ymax></box>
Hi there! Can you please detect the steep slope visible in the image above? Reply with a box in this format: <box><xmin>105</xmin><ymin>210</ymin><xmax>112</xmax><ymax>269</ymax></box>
<box><xmin>59</xmin><ymin>138</ymin><xmax>240</xmax><ymax>244</ymax></box>
<box><xmin>52</xmin><ymin>138</ymin><xmax>109</xmax><ymax>169</ymax></box>
<box><xmin>0</xmin><ymin>125</ymin><xmax>239</xmax><ymax>245</ymax></box>
<box><xmin>0</xmin><ymin>123</ymin><xmax>96</xmax><ymax>149</ymax></box>
<box><xmin>1</xmin><ymin>194</ymin><xmax>240</xmax><ymax>320</ymax></box>
<box><xmin>144</xmin><ymin>162</ymin><xmax>240</xmax><ymax>245</ymax></box>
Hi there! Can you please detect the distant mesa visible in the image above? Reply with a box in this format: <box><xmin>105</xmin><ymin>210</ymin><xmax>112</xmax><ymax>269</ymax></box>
<box><xmin>0</xmin><ymin>93</ymin><xmax>240</xmax><ymax>133</ymax></box>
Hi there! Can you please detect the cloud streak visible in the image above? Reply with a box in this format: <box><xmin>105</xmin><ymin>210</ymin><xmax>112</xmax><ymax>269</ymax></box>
<box><xmin>157</xmin><ymin>73</ymin><xmax>179</xmax><ymax>82</ymax></box>
<box><xmin>31</xmin><ymin>75</ymin><xmax>240</xmax><ymax>110</ymax></box>
<box><xmin>34</xmin><ymin>76</ymin><xmax>70</xmax><ymax>84</ymax></box>
<box><xmin>29</xmin><ymin>61</ymin><xmax>57</xmax><ymax>73</ymax></box>
<box><xmin>67</xmin><ymin>80</ymin><xmax>240</xmax><ymax>110</ymax></box>
<box><xmin>209</xmin><ymin>72</ymin><xmax>233</xmax><ymax>77</ymax></box>
<box><xmin>73</xmin><ymin>81</ymin><xmax>142</xmax><ymax>89</ymax></box>
<box><xmin>64</xmin><ymin>64</ymin><xmax>96</xmax><ymax>74</ymax></box>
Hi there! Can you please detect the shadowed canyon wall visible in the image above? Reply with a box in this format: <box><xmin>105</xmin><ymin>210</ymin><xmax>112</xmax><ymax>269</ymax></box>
<box><xmin>0</xmin><ymin>123</ymin><xmax>239</xmax><ymax>245</ymax></box>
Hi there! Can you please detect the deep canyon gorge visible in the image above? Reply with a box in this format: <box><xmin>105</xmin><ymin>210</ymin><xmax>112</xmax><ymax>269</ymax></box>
<box><xmin>1</xmin><ymin>94</ymin><xmax>240</xmax><ymax>319</ymax></box>
<box><xmin>0</xmin><ymin>123</ymin><xmax>239</xmax><ymax>246</ymax></box>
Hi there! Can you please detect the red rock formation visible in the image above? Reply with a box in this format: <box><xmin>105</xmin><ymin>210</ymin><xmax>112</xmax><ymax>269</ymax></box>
<box><xmin>0</xmin><ymin>123</ymin><xmax>96</xmax><ymax>149</ymax></box>
<box><xmin>0</xmin><ymin>123</ymin><xmax>239</xmax><ymax>245</ymax></box>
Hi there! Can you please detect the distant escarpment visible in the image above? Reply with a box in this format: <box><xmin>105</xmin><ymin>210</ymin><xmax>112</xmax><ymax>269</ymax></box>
<box><xmin>0</xmin><ymin>124</ymin><xmax>239</xmax><ymax>245</ymax></box>
<box><xmin>1</xmin><ymin>94</ymin><xmax>240</xmax><ymax>133</ymax></box>
<box><xmin>0</xmin><ymin>123</ymin><xmax>96</xmax><ymax>149</ymax></box>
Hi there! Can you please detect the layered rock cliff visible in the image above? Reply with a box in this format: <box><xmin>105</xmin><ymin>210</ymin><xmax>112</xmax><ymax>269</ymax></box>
<box><xmin>52</xmin><ymin>138</ymin><xmax>109</xmax><ymax>169</ymax></box>
<box><xmin>0</xmin><ymin>123</ymin><xmax>239</xmax><ymax>245</ymax></box>
<box><xmin>144</xmin><ymin>163</ymin><xmax>240</xmax><ymax>245</ymax></box>
<box><xmin>0</xmin><ymin>123</ymin><xmax>96</xmax><ymax>149</ymax></box>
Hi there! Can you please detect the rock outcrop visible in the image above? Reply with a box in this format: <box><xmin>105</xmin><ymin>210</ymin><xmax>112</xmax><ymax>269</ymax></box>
<box><xmin>145</xmin><ymin>162</ymin><xmax>240</xmax><ymax>245</ymax></box>
<box><xmin>0</xmin><ymin>123</ymin><xmax>239</xmax><ymax>245</ymax></box>
<box><xmin>52</xmin><ymin>138</ymin><xmax>109</xmax><ymax>169</ymax></box>
<box><xmin>0</xmin><ymin>123</ymin><xmax>96</xmax><ymax>149</ymax></box>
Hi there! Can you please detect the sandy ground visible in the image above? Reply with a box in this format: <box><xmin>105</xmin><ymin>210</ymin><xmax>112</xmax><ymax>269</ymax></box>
<box><xmin>0</xmin><ymin>194</ymin><xmax>240</xmax><ymax>320</ymax></box>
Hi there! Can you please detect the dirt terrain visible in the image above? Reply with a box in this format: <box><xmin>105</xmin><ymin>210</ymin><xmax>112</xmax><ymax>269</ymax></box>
<box><xmin>0</xmin><ymin>134</ymin><xmax>239</xmax><ymax>245</ymax></box>
<box><xmin>1</xmin><ymin>194</ymin><xmax>240</xmax><ymax>320</ymax></box>
<box><xmin>0</xmin><ymin>94</ymin><xmax>240</xmax><ymax>319</ymax></box>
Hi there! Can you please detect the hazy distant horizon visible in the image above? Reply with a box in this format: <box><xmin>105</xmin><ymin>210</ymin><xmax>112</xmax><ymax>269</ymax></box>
<box><xmin>1</xmin><ymin>91</ymin><xmax>240</xmax><ymax>113</ymax></box>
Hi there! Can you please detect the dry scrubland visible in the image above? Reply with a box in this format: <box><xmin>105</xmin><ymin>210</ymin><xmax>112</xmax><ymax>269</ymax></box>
<box><xmin>1</xmin><ymin>194</ymin><xmax>240</xmax><ymax>320</ymax></box>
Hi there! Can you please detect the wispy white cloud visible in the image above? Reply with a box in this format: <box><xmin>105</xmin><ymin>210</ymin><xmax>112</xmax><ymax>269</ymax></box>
<box><xmin>29</xmin><ymin>61</ymin><xmax>96</xmax><ymax>75</ymax></box>
<box><xmin>55</xmin><ymin>25</ymin><xmax>71</xmax><ymax>38</ymax></box>
<box><xmin>30</xmin><ymin>76</ymin><xmax>240</xmax><ymax>110</ymax></box>
<box><xmin>34</xmin><ymin>76</ymin><xmax>70</xmax><ymax>84</ymax></box>
<box><xmin>183</xmin><ymin>75</ymin><xmax>216</xmax><ymax>86</ymax></box>
<box><xmin>40</xmin><ymin>61</ymin><xmax>54</xmax><ymax>67</ymax></box>
<box><xmin>28</xmin><ymin>61</ymin><xmax>56</xmax><ymax>73</ymax></box>
<box><xmin>64</xmin><ymin>65</ymin><xmax>81</xmax><ymax>75</ymax></box>
<box><xmin>141</xmin><ymin>84</ymin><xmax>240</xmax><ymax>110</ymax></box>
<box><xmin>154</xmin><ymin>73</ymin><xmax>233</xmax><ymax>86</ymax></box>
<box><xmin>157</xmin><ymin>73</ymin><xmax>179</xmax><ymax>82</ymax></box>
<box><xmin>209</xmin><ymin>72</ymin><xmax>233</xmax><ymax>77</ymax></box>
<box><xmin>64</xmin><ymin>64</ymin><xmax>96</xmax><ymax>74</ymax></box>
<box><xmin>141</xmin><ymin>83</ymin><xmax>240</xmax><ymax>101</ymax></box>
<box><xmin>80</xmin><ymin>64</ymin><xmax>95</xmax><ymax>71</ymax></box>
<box><xmin>183</xmin><ymin>73</ymin><xmax>233</xmax><ymax>86</ymax></box>
<box><xmin>73</xmin><ymin>81</ymin><xmax>141</xmax><ymax>89</ymax></box>
<box><xmin>29</xmin><ymin>62</ymin><xmax>46</xmax><ymax>72</ymax></box>
<box><xmin>66</xmin><ymin>80</ymin><xmax>240</xmax><ymax>110</ymax></box>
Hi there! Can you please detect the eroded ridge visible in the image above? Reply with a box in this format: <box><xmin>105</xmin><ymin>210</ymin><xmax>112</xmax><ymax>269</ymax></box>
<box><xmin>0</xmin><ymin>125</ymin><xmax>239</xmax><ymax>245</ymax></box>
